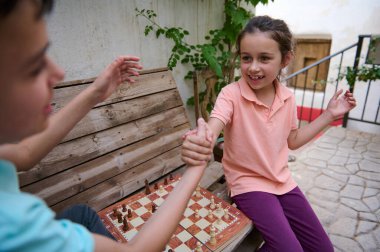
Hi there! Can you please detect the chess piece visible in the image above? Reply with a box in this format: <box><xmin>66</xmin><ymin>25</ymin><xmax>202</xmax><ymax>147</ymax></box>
<box><xmin>223</xmin><ymin>208</ymin><xmax>229</xmax><ymax>220</ymax></box>
<box><xmin>195</xmin><ymin>184</ymin><xmax>201</xmax><ymax>198</ymax></box>
<box><xmin>145</xmin><ymin>179</ymin><xmax>151</xmax><ymax>195</ymax></box>
<box><xmin>169</xmin><ymin>173</ymin><xmax>174</xmax><ymax>180</ymax></box>
<box><xmin>164</xmin><ymin>177</ymin><xmax>168</xmax><ymax>185</ymax></box>
<box><xmin>217</xmin><ymin>215</ymin><xmax>222</xmax><ymax>225</ymax></box>
<box><xmin>112</xmin><ymin>208</ymin><xmax>118</xmax><ymax>217</ymax></box>
<box><xmin>195</xmin><ymin>241</ymin><xmax>202</xmax><ymax>252</ymax></box>
<box><xmin>123</xmin><ymin>217</ymin><xmax>129</xmax><ymax>232</ymax></box>
<box><xmin>209</xmin><ymin>224</ymin><xmax>216</xmax><ymax>245</ymax></box>
<box><xmin>195</xmin><ymin>209</ymin><xmax>200</xmax><ymax>218</ymax></box>
<box><xmin>122</xmin><ymin>203</ymin><xmax>127</xmax><ymax>212</ymax></box>
<box><xmin>127</xmin><ymin>208</ymin><xmax>132</xmax><ymax>218</ymax></box>
<box><xmin>117</xmin><ymin>212</ymin><xmax>123</xmax><ymax>223</ymax></box>
<box><xmin>152</xmin><ymin>203</ymin><xmax>157</xmax><ymax>213</ymax></box>
<box><xmin>210</xmin><ymin>196</ymin><xmax>215</xmax><ymax>210</ymax></box>
<box><xmin>159</xmin><ymin>185</ymin><xmax>164</xmax><ymax>193</ymax></box>
<box><xmin>216</xmin><ymin>202</ymin><xmax>222</xmax><ymax>213</ymax></box>
<box><xmin>154</xmin><ymin>183</ymin><xmax>158</xmax><ymax>190</ymax></box>
<box><xmin>168</xmin><ymin>249</ymin><xmax>174</xmax><ymax>252</ymax></box>
<box><xmin>208</xmin><ymin>209</ymin><xmax>213</xmax><ymax>219</ymax></box>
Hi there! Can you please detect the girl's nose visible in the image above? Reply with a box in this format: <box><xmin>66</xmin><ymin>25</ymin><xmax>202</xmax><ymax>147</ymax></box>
<box><xmin>249</xmin><ymin>61</ymin><xmax>260</xmax><ymax>72</ymax></box>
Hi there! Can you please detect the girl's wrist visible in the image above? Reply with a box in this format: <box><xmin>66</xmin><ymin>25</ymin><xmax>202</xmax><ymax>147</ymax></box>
<box><xmin>322</xmin><ymin>110</ymin><xmax>335</xmax><ymax>123</ymax></box>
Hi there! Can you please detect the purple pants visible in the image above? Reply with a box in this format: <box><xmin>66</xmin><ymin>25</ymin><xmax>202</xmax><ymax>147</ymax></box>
<box><xmin>232</xmin><ymin>187</ymin><xmax>333</xmax><ymax>252</ymax></box>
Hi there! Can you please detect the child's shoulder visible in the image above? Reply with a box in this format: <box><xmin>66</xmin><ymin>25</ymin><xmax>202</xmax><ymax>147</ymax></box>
<box><xmin>220</xmin><ymin>81</ymin><xmax>241</xmax><ymax>96</ymax></box>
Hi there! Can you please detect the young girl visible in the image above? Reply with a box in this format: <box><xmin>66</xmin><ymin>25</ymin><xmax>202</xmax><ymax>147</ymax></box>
<box><xmin>182</xmin><ymin>16</ymin><xmax>356</xmax><ymax>252</ymax></box>
<box><xmin>0</xmin><ymin>1</ymin><xmax>211</xmax><ymax>251</ymax></box>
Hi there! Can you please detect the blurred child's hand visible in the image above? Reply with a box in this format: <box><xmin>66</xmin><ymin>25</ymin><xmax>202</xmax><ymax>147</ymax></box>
<box><xmin>325</xmin><ymin>89</ymin><xmax>356</xmax><ymax>121</ymax></box>
<box><xmin>181</xmin><ymin>118</ymin><xmax>213</xmax><ymax>166</ymax></box>
<box><xmin>90</xmin><ymin>55</ymin><xmax>143</xmax><ymax>103</ymax></box>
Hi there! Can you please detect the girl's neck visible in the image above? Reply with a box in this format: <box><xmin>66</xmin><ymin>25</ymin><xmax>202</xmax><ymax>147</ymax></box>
<box><xmin>254</xmin><ymin>82</ymin><xmax>276</xmax><ymax>108</ymax></box>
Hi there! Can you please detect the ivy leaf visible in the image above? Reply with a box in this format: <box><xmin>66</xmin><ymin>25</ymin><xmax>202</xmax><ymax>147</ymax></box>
<box><xmin>202</xmin><ymin>45</ymin><xmax>223</xmax><ymax>78</ymax></box>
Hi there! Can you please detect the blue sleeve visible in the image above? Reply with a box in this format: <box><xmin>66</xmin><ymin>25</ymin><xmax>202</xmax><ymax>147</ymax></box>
<box><xmin>0</xmin><ymin>192</ymin><xmax>94</xmax><ymax>252</ymax></box>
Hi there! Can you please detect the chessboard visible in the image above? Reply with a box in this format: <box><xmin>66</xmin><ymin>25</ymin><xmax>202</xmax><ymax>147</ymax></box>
<box><xmin>98</xmin><ymin>175</ymin><xmax>251</xmax><ymax>252</ymax></box>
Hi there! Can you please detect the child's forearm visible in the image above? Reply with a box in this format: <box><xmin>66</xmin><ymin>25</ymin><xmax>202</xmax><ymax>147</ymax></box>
<box><xmin>127</xmin><ymin>165</ymin><xmax>205</xmax><ymax>251</ymax></box>
<box><xmin>288</xmin><ymin>111</ymin><xmax>334</xmax><ymax>150</ymax></box>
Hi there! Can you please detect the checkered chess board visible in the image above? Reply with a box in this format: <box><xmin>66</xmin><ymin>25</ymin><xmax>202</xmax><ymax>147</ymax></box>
<box><xmin>98</xmin><ymin>176</ymin><xmax>251</xmax><ymax>252</ymax></box>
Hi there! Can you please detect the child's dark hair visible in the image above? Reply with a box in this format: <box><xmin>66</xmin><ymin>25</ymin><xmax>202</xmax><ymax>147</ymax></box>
<box><xmin>236</xmin><ymin>15</ymin><xmax>294</xmax><ymax>61</ymax></box>
<box><xmin>0</xmin><ymin>0</ymin><xmax>53</xmax><ymax>18</ymax></box>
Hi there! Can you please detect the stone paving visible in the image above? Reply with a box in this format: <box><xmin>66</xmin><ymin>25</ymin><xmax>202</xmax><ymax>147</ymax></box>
<box><xmin>289</xmin><ymin>127</ymin><xmax>380</xmax><ymax>252</ymax></box>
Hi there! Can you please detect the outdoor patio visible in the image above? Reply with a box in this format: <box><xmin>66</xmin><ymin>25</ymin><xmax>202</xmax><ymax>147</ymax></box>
<box><xmin>289</xmin><ymin>127</ymin><xmax>380</xmax><ymax>252</ymax></box>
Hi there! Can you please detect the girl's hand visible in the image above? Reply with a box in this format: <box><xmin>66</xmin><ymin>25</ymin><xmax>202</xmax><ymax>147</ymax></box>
<box><xmin>325</xmin><ymin>89</ymin><xmax>356</xmax><ymax>121</ymax></box>
<box><xmin>90</xmin><ymin>55</ymin><xmax>143</xmax><ymax>103</ymax></box>
<box><xmin>181</xmin><ymin>118</ymin><xmax>213</xmax><ymax>166</ymax></box>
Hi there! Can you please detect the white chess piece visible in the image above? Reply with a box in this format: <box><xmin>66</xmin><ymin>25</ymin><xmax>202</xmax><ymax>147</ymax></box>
<box><xmin>217</xmin><ymin>215</ymin><xmax>222</xmax><ymax>225</ymax></box>
<box><xmin>195</xmin><ymin>209</ymin><xmax>200</xmax><ymax>218</ymax></box>
<box><xmin>210</xmin><ymin>196</ymin><xmax>215</xmax><ymax>210</ymax></box>
<box><xmin>159</xmin><ymin>185</ymin><xmax>164</xmax><ymax>193</ymax></box>
<box><xmin>208</xmin><ymin>209</ymin><xmax>213</xmax><ymax>219</ymax></box>
<box><xmin>223</xmin><ymin>208</ymin><xmax>229</xmax><ymax>220</ymax></box>
<box><xmin>209</xmin><ymin>224</ymin><xmax>216</xmax><ymax>245</ymax></box>
<box><xmin>216</xmin><ymin>202</ymin><xmax>222</xmax><ymax>213</ymax></box>
<box><xmin>195</xmin><ymin>184</ymin><xmax>201</xmax><ymax>198</ymax></box>
<box><xmin>195</xmin><ymin>241</ymin><xmax>202</xmax><ymax>252</ymax></box>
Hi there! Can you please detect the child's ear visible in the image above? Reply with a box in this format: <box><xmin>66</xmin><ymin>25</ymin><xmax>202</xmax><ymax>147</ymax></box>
<box><xmin>281</xmin><ymin>51</ymin><xmax>293</xmax><ymax>68</ymax></box>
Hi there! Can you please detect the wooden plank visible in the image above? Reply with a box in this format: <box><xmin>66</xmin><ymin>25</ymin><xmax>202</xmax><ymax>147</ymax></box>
<box><xmin>22</xmin><ymin>125</ymin><xmax>189</xmax><ymax>206</ymax></box>
<box><xmin>51</xmin><ymin>146</ymin><xmax>185</xmax><ymax>212</ymax></box>
<box><xmin>199</xmin><ymin>161</ymin><xmax>224</xmax><ymax>189</ymax></box>
<box><xmin>62</xmin><ymin>89</ymin><xmax>183</xmax><ymax>142</ymax></box>
<box><xmin>55</xmin><ymin>67</ymin><xmax>169</xmax><ymax>88</ymax></box>
<box><xmin>18</xmin><ymin>107</ymin><xmax>189</xmax><ymax>186</ymax></box>
<box><xmin>52</xmin><ymin>70</ymin><xmax>177</xmax><ymax>112</ymax></box>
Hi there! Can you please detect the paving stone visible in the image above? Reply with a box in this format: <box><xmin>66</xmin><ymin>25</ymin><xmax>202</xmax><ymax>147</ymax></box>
<box><xmin>328</xmin><ymin>156</ymin><xmax>348</xmax><ymax>166</ymax></box>
<box><xmin>308</xmin><ymin>148</ymin><xmax>335</xmax><ymax>160</ymax></box>
<box><xmin>317</xmin><ymin>141</ymin><xmax>338</xmax><ymax>150</ymax></box>
<box><xmin>363</xmin><ymin>196</ymin><xmax>380</xmax><ymax>212</ymax></box>
<box><xmin>308</xmin><ymin>187</ymin><xmax>340</xmax><ymax>202</ymax></box>
<box><xmin>319</xmin><ymin>135</ymin><xmax>342</xmax><ymax>144</ymax></box>
<box><xmin>356</xmin><ymin>233</ymin><xmax>378</xmax><ymax>252</ymax></box>
<box><xmin>346</xmin><ymin>163</ymin><xmax>360</xmax><ymax>173</ymax></box>
<box><xmin>322</xmin><ymin>168</ymin><xmax>349</xmax><ymax>182</ymax></box>
<box><xmin>366</xmin><ymin>180</ymin><xmax>380</xmax><ymax>189</ymax></box>
<box><xmin>363</xmin><ymin>187</ymin><xmax>379</xmax><ymax>197</ymax></box>
<box><xmin>354</xmin><ymin>145</ymin><xmax>368</xmax><ymax>153</ymax></box>
<box><xmin>359</xmin><ymin>159</ymin><xmax>380</xmax><ymax>172</ymax></box>
<box><xmin>348</xmin><ymin>175</ymin><xmax>366</xmax><ymax>186</ymax></box>
<box><xmin>330</xmin><ymin>234</ymin><xmax>363</xmax><ymax>252</ymax></box>
<box><xmin>341</xmin><ymin>197</ymin><xmax>370</xmax><ymax>212</ymax></box>
<box><xmin>335</xmin><ymin>204</ymin><xmax>357</xmax><ymax>219</ymax></box>
<box><xmin>329</xmin><ymin>217</ymin><xmax>357</xmax><ymax>237</ymax></box>
<box><xmin>348</xmin><ymin>152</ymin><xmax>363</xmax><ymax>159</ymax></box>
<box><xmin>374</xmin><ymin>226</ymin><xmax>380</xmax><ymax>246</ymax></box>
<box><xmin>359</xmin><ymin>212</ymin><xmax>378</xmax><ymax>222</ymax></box>
<box><xmin>341</xmin><ymin>184</ymin><xmax>364</xmax><ymax>199</ymax></box>
<box><xmin>356</xmin><ymin>220</ymin><xmax>377</xmax><ymax>235</ymax></box>
<box><xmin>367</xmin><ymin>142</ymin><xmax>380</xmax><ymax>152</ymax></box>
<box><xmin>301</xmin><ymin>158</ymin><xmax>327</xmax><ymax>169</ymax></box>
<box><xmin>315</xmin><ymin>174</ymin><xmax>345</xmax><ymax>191</ymax></box>
<box><xmin>308</xmin><ymin>194</ymin><xmax>339</xmax><ymax>210</ymax></box>
<box><xmin>329</xmin><ymin>165</ymin><xmax>351</xmax><ymax>174</ymax></box>
<box><xmin>339</xmin><ymin>140</ymin><xmax>356</xmax><ymax>148</ymax></box>
<box><xmin>357</xmin><ymin>171</ymin><xmax>380</xmax><ymax>182</ymax></box>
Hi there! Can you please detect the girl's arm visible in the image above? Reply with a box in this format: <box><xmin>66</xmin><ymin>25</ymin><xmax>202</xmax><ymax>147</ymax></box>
<box><xmin>287</xmin><ymin>89</ymin><xmax>356</xmax><ymax>150</ymax></box>
<box><xmin>0</xmin><ymin>56</ymin><xmax>142</xmax><ymax>171</ymax></box>
<box><xmin>181</xmin><ymin>117</ymin><xmax>225</xmax><ymax>166</ymax></box>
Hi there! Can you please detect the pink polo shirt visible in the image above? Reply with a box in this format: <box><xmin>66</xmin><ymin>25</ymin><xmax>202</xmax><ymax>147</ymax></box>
<box><xmin>210</xmin><ymin>78</ymin><xmax>298</xmax><ymax>196</ymax></box>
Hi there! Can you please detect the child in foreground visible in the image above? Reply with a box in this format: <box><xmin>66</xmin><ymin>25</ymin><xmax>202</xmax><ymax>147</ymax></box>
<box><xmin>182</xmin><ymin>16</ymin><xmax>356</xmax><ymax>252</ymax></box>
<box><xmin>0</xmin><ymin>1</ymin><xmax>212</xmax><ymax>251</ymax></box>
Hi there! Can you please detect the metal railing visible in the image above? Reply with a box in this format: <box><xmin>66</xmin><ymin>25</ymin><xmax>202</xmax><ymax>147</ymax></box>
<box><xmin>284</xmin><ymin>35</ymin><xmax>380</xmax><ymax>128</ymax></box>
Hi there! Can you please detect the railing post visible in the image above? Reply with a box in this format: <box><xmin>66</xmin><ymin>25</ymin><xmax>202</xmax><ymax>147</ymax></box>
<box><xmin>343</xmin><ymin>36</ymin><xmax>364</xmax><ymax>127</ymax></box>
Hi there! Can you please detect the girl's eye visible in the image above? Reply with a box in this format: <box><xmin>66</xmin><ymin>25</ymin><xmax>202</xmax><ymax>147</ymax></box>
<box><xmin>241</xmin><ymin>56</ymin><xmax>251</xmax><ymax>62</ymax></box>
<box><xmin>261</xmin><ymin>56</ymin><xmax>270</xmax><ymax>62</ymax></box>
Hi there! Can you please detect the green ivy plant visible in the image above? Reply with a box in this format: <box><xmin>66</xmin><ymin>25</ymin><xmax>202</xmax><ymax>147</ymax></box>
<box><xmin>135</xmin><ymin>0</ymin><xmax>272</xmax><ymax>119</ymax></box>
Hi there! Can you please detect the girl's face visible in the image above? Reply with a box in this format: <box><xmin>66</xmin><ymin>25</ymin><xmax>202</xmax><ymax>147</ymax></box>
<box><xmin>239</xmin><ymin>31</ymin><xmax>290</xmax><ymax>93</ymax></box>
<box><xmin>0</xmin><ymin>1</ymin><xmax>64</xmax><ymax>144</ymax></box>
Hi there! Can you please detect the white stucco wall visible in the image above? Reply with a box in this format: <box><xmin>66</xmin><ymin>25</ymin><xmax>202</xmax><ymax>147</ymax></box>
<box><xmin>255</xmin><ymin>0</ymin><xmax>380</xmax><ymax>134</ymax></box>
<box><xmin>47</xmin><ymin>0</ymin><xmax>224</xmax><ymax>127</ymax></box>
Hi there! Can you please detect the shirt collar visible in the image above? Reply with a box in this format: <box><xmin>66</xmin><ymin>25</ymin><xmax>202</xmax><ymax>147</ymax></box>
<box><xmin>238</xmin><ymin>77</ymin><xmax>293</xmax><ymax>107</ymax></box>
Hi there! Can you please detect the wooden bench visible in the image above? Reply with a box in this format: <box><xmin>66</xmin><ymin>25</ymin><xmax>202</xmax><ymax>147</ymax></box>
<box><xmin>17</xmin><ymin>67</ymin><xmax>253</xmax><ymax>250</ymax></box>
